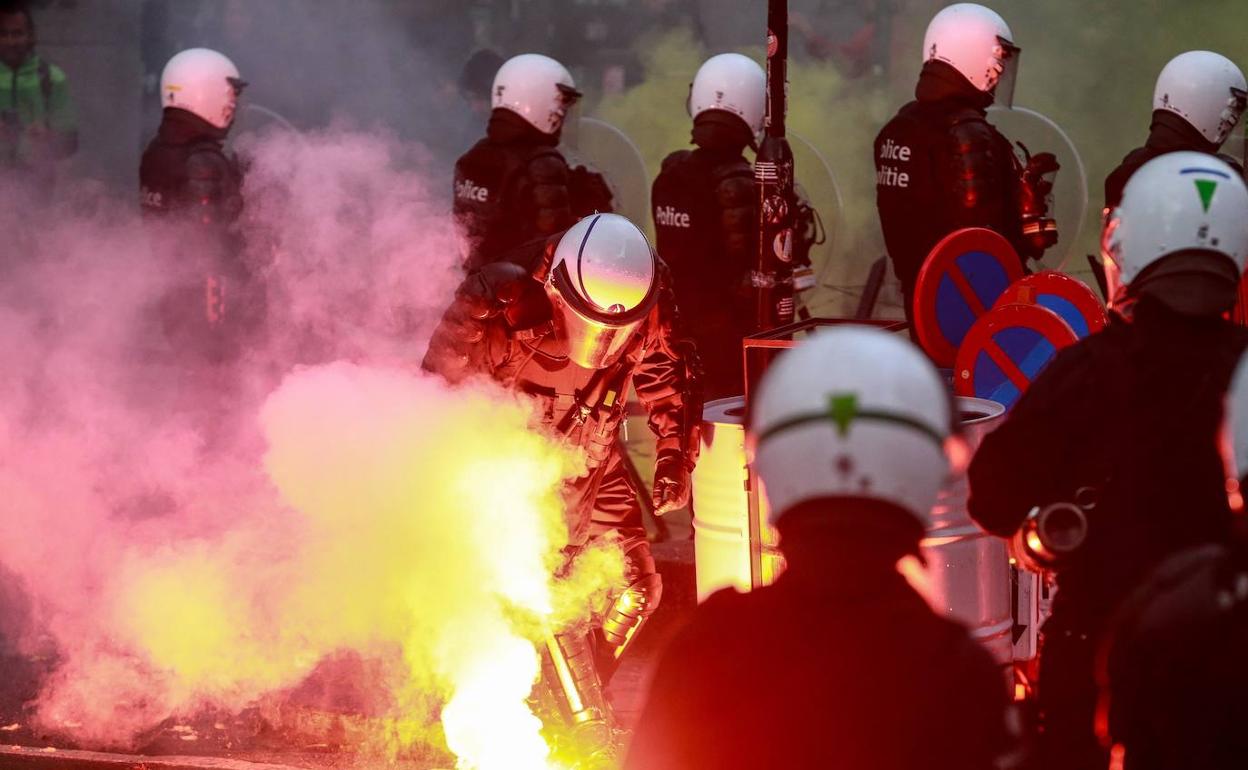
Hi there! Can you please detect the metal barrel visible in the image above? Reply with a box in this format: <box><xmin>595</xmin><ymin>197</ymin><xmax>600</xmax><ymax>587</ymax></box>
<box><xmin>691</xmin><ymin>396</ymin><xmax>782</xmax><ymax>602</ymax></box>
<box><xmin>922</xmin><ymin>397</ymin><xmax>1013</xmax><ymax>663</ymax></box>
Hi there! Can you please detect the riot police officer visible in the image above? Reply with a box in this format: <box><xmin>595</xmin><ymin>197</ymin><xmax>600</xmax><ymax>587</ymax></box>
<box><xmin>452</xmin><ymin>53</ymin><xmax>613</xmax><ymax>271</ymax></box>
<box><xmin>651</xmin><ymin>53</ymin><xmax>762</xmax><ymax>399</ymax></box>
<box><xmin>1104</xmin><ymin>51</ymin><xmax>1246</xmax><ymax>211</ymax></box>
<box><xmin>422</xmin><ymin>213</ymin><xmax>699</xmax><ymax>759</ymax></box>
<box><xmin>626</xmin><ymin>326</ymin><xmax>1011</xmax><ymax>770</ymax></box>
<box><xmin>140</xmin><ymin>48</ymin><xmax>245</xmax><ymax>229</ymax></box>
<box><xmin>874</xmin><ymin>3</ymin><xmax>1057</xmax><ymax>330</ymax></box>
<box><xmin>139</xmin><ymin>48</ymin><xmax>258</xmax><ymax>366</ymax></box>
<box><xmin>967</xmin><ymin>152</ymin><xmax>1248</xmax><ymax>770</ymax></box>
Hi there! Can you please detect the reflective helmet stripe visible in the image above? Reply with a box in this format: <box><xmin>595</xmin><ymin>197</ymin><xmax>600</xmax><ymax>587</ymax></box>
<box><xmin>755</xmin><ymin>393</ymin><xmax>946</xmax><ymax>449</ymax></box>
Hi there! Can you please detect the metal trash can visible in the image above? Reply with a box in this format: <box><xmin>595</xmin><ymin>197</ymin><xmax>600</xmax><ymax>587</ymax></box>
<box><xmin>922</xmin><ymin>397</ymin><xmax>1013</xmax><ymax>663</ymax></box>
<box><xmin>691</xmin><ymin>396</ymin><xmax>782</xmax><ymax>602</ymax></box>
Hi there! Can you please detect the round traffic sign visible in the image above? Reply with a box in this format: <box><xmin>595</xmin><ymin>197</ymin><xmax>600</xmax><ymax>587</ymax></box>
<box><xmin>954</xmin><ymin>303</ymin><xmax>1079</xmax><ymax>409</ymax></box>
<box><xmin>914</xmin><ymin>227</ymin><xmax>1025</xmax><ymax>367</ymax></box>
<box><xmin>992</xmin><ymin>271</ymin><xmax>1107</xmax><ymax>339</ymax></box>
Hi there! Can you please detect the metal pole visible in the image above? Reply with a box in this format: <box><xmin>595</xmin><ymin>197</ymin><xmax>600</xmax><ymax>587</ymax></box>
<box><xmin>753</xmin><ymin>0</ymin><xmax>797</xmax><ymax>336</ymax></box>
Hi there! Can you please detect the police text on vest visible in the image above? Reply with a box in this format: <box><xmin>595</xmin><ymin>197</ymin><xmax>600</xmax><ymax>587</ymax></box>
<box><xmin>655</xmin><ymin>205</ymin><xmax>691</xmax><ymax>228</ymax></box>
<box><xmin>455</xmin><ymin>179</ymin><xmax>489</xmax><ymax>203</ymax></box>
<box><xmin>877</xmin><ymin>138</ymin><xmax>912</xmax><ymax>188</ymax></box>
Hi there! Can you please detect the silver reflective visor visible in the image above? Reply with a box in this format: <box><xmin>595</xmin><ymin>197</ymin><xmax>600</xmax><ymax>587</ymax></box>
<box><xmin>992</xmin><ymin>38</ymin><xmax>1020</xmax><ymax>108</ymax></box>
<box><xmin>547</xmin><ymin>258</ymin><xmax>657</xmax><ymax>369</ymax></box>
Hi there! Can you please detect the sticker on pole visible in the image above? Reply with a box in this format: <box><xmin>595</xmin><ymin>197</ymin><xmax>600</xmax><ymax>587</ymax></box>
<box><xmin>954</xmin><ymin>303</ymin><xmax>1079</xmax><ymax>409</ymax></box>
<box><xmin>992</xmin><ymin>271</ymin><xmax>1107</xmax><ymax>339</ymax></box>
<box><xmin>913</xmin><ymin>227</ymin><xmax>1025</xmax><ymax>367</ymax></box>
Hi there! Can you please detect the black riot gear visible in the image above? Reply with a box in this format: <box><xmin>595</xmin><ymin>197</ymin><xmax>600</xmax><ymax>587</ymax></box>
<box><xmin>875</xmin><ymin>61</ymin><xmax>1050</xmax><ymax>327</ymax></box>
<box><xmin>140</xmin><ymin>107</ymin><xmax>243</xmax><ymax>227</ymax></box>
<box><xmin>625</xmin><ymin>503</ymin><xmax>1011</xmax><ymax>770</ymax></box>
<box><xmin>967</xmin><ymin>295</ymin><xmax>1248</xmax><ymax>770</ymax></box>
<box><xmin>453</xmin><ymin>109</ymin><xmax>612</xmax><ymax>271</ymax></box>
<box><xmin>651</xmin><ymin>113</ymin><xmax>757</xmax><ymax>399</ymax></box>
<box><xmin>139</xmin><ymin>107</ymin><xmax>260</xmax><ymax>365</ymax></box>
<box><xmin>422</xmin><ymin>222</ymin><xmax>700</xmax><ymax>745</ymax></box>
<box><xmin>1104</xmin><ymin>110</ymin><xmax>1246</xmax><ymax>212</ymax></box>
<box><xmin>1097</xmin><ymin>541</ymin><xmax>1248</xmax><ymax>770</ymax></box>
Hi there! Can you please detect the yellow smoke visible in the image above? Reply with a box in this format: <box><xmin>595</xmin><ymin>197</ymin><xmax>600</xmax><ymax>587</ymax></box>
<box><xmin>51</xmin><ymin>363</ymin><xmax>624</xmax><ymax>767</ymax></box>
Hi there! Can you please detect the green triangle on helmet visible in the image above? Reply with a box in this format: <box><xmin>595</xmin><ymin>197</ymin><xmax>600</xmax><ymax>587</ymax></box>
<box><xmin>1195</xmin><ymin>178</ymin><xmax>1218</xmax><ymax>213</ymax></box>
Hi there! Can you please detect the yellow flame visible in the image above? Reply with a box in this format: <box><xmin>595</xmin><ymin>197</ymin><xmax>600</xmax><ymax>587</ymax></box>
<box><xmin>73</xmin><ymin>363</ymin><xmax>624</xmax><ymax>766</ymax></box>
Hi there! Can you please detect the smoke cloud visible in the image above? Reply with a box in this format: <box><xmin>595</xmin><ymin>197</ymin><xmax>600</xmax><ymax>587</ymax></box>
<box><xmin>0</xmin><ymin>123</ymin><xmax>623</xmax><ymax>766</ymax></box>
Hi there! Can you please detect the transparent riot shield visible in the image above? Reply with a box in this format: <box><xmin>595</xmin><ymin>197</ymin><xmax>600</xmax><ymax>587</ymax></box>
<box><xmin>987</xmin><ymin>105</ymin><xmax>1089</xmax><ymax>271</ymax></box>
<box><xmin>1223</xmin><ymin>124</ymin><xmax>1247</xmax><ymax>170</ymax></box>
<box><xmin>561</xmin><ymin>117</ymin><xmax>650</xmax><ymax>227</ymax></box>
<box><xmin>233</xmin><ymin>102</ymin><xmax>297</xmax><ymax>136</ymax></box>
<box><xmin>788</xmin><ymin>131</ymin><xmax>844</xmax><ymax>317</ymax></box>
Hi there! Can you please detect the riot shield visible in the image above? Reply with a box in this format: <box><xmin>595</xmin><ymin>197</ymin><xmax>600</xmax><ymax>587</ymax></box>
<box><xmin>561</xmin><ymin>117</ymin><xmax>650</xmax><ymax>227</ymax></box>
<box><xmin>987</xmin><ymin>105</ymin><xmax>1089</xmax><ymax>271</ymax></box>
<box><xmin>233</xmin><ymin>102</ymin><xmax>297</xmax><ymax>136</ymax></box>
<box><xmin>788</xmin><ymin>131</ymin><xmax>844</xmax><ymax>315</ymax></box>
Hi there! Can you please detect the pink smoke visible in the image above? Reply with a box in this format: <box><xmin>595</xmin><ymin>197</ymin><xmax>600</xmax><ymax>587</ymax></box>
<box><xmin>0</xmin><ymin>125</ymin><xmax>522</xmax><ymax>750</ymax></box>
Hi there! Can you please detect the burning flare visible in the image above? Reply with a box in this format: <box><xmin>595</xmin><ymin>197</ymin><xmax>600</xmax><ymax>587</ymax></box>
<box><xmin>31</xmin><ymin>363</ymin><xmax>624</xmax><ymax>768</ymax></box>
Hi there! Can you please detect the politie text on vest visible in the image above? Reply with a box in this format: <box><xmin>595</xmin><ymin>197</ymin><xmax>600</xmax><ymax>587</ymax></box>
<box><xmin>877</xmin><ymin>137</ymin><xmax>911</xmax><ymax>189</ymax></box>
<box><xmin>655</xmin><ymin>205</ymin><xmax>691</xmax><ymax>228</ymax></box>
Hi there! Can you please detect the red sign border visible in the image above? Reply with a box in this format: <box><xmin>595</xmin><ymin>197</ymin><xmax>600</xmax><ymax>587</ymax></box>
<box><xmin>954</xmin><ymin>302</ymin><xmax>1079</xmax><ymax>401</ymax></box>
<box><xmin>992</xmin><ymin>271</ymin><xmax>1107</xmax><ymax>337</ymax></box>
<box><xmin>913</xmin><ymin>227</ymin><xmax>1025</xmax><ymax>367</ymax></box>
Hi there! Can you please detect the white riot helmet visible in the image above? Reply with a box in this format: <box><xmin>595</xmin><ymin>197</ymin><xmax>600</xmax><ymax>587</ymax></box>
<box><xmin>922</xmin><ymin>3</ymin><xmax>1019</xmax><ymax>106</ymax></box>
<box><xmin>1154</xmin><ymin>51</ymin><xmax>1247</xmax><ymax>146</ymax></box>
<box><xmin>160</xmin><ymin>48</ymin><xmax>245</xmax><ymax>130</ymax></box>
<box><xmin>1102</xmin><ymin>152</ymin><xmax>1248</xmax><ymax>315</ymax></box>
<box><xmin>546</xmin><ymin>214</ymin><xmax>658</xmax><ymax>369</ymax></box>
<box><xmin>749</xmin><ymin>326</ymin><xmax>955</xmax><ymax>527</ymax></box>
<box><xmin>689</xmin><ymin>53</ymin><xmax>766</xmax><ymax>141</ymax></box>
<box><xmin>492</xmin><ymin>53</ymin><xmax>581</xmax><ymax>136</ymax></box>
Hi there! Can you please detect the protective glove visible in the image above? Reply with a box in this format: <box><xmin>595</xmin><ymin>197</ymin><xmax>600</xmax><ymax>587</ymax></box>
<box><xmin>652</xmin><ymin>451</ymin><xmax>692</xmax><ymax>516</ymax></box>
<box><xmin>1017</xmin><ymin>144</ymin><xmax>1061</xmax><ymax>257</ymax></box>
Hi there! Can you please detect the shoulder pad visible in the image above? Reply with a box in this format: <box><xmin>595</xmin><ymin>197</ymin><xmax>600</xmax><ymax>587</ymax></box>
<box><xmin>476</xmin><ymin>260</ymin><xmax>533</xmax><ymax>295</ymax></box>
<box><xmin>709</xmin><ymin>155</ymin><xmax>753</xmax><ymax>185</ymax></box>
<box><xmin>946</xmin><ymin>112</ymin><xmax>1005</xmax><ymax>154</ymax></box>
<box><xmin>713</xmin><ymin>170</ymin><xmax>755</xmax><ymax>208</ymax></box>
<box><xmin>185</xmin><ymin>145</ymin><xmax>232</xmax><ymax>180</ymax></box>
<box><xmin>659</xmin><ymin>149</ymin><xmax>694</xmax><ymax>172</ymax></box>
<box><xmin>945</xmin><ymin>106</ymin><xmax>990</xmax><ymax>129</ymax></box>
<box><xmin>465</xmin><ymin>260</ymin><xmax>551</xmax><ymax>329</ymax></box>
<box><xmin>526</xmin><ymin>148</ymin><xmax>570</xmax><ymax>181</ymax></box>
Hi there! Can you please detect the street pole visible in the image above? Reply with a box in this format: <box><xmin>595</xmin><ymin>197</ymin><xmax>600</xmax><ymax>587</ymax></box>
<box><xmin>753</xmin><ymin>0</ymin><xmax>797</xmax><ymax>334</ymax></box>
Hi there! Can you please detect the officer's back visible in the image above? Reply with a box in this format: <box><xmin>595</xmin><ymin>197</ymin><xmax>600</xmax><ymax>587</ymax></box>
<box><xmin>967</xmin><ymin>153</ymin><xmax>1248</xmax><ymax>770</ymax></box>
<box><xmin>875</xmin><ymin>5</ymin><xmax>1052</xmax><ymax>328</ymax></box>
<box><xmin>1104</xmin><ymin>50</ymin><xmax>1246</xmax><ymax>212</ymax></box>
<box><xmin>138</xmin><ymin>48</ymin><xmax>255</xmax><ymax>366</ymax></box>
<box><xmin>452</xmin><ymin>53</ymin><xmax>611</xmax><ymax>271</ymax></box>
<box><xmin>626</xmin><ymin>328</ymin><xmax>1010</xmax><ymax>770</ymax></box>
<box><xmin>139</xmin><ymin>48</ymin><xmax>244</xmax><ymax>227</ymax></box>
<box><xmin>651</xmin><ymin>53</ymin><xmax>760</xmax><ymax>399</ymax></box>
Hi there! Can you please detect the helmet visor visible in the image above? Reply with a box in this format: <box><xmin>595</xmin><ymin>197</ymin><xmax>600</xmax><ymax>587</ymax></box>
<box><xmin>548</xmin><ymin>258</ymin><xmax>656</xmax><ymax>369</ymax></box>
<box><xmin>553</xmin><ymin>82</ymin><xmax>583</xmax><ymax>134</ymax></box>
<box><xmin>1100</xmin><ymin>207</ymin><xmax>1127</xmax><ymax>311</ymax></box>
<box><xmin>1216</xmin><ymin>86</ymin><xmax>1248</xmax><ymax>145</ymax></box>
<box><xmin>991</xmin><ymin>38</ymin><xmax>1020</xmax><ymax>108</ymax></box>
